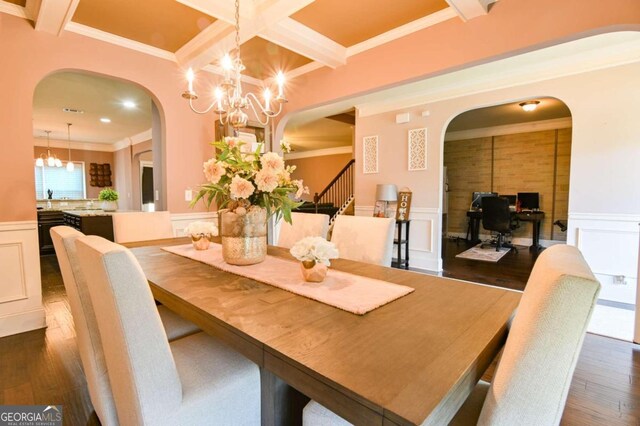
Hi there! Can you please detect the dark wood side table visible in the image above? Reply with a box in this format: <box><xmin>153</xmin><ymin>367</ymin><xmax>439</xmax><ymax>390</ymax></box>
<box><xmin>392</xmin><ymin>220</ymin><xmax>410</xmax><ymax>270</ymax></box>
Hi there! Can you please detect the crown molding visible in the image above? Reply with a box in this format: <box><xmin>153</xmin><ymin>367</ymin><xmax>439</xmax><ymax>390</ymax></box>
<box><xmin>33</xmin><ymin>138</ymin><xmax>116</xmax><ymax>152</ymax></box>
<box><xmin>0</xmin><ymin>1</ymin><xmax>29</xmax><ymax>19</ymax></box>
<box><xmin>357</xmin><ymin>32</ymin><xmax>640</xmax><ymax>117</ymax></box>
<box><xmin>284</xmin><ymin>145</ymin><xmax>352</xmax><ymax>160</ymax></box>
<box><xmin>64</xmin><ymin>22</ymin><xmax>176</xmax><ymax>62</ymax></box>
<box><xmin>445</xmin><ymin>117</ymin><xmax>572</xmax><ymax>141</ymax></box>
<box><xmin>112</xmin><ymin>128</ymin><xmax>153</xmax><ymax>151</ymax></box>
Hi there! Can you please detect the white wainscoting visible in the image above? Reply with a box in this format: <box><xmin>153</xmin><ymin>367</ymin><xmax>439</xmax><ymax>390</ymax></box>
<box><xmin>355</xmin><ymin>207</ymin><xmax>441</xmax><ymax>272</ymax></box>
<box><xmin>170</xmin><ymin>212</ymin><xmax>219</xmax><ymax>237</ymax></box>
<box><xmin>568</xmin><ymin>213</ymin><xmax>640</xmax><ymax>305</ymax></box>
<box><xmin>0</xmin><ymin>221</ymin><xmax>46</xmax><ymax>338</ymax></box>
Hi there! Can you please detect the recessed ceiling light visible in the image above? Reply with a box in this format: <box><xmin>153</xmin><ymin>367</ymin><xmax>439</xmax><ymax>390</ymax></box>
<box><xmin>100</xmin><ymin>117</ymin><xmax>111</xmax><ymax>123</ymax></box>
<box><xmin>519</xmin><ymin>100</ymin><xmax>540</xmax><ymax>112</ymax></box>
<box><xmin>123</xmin><ymin>100</ymin><xmax>136</xmax><ymax>109</ymax></box>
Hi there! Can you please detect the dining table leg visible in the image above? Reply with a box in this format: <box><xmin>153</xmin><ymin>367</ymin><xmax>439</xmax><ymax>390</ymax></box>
<box><xmin>261</xmin><ymin>367</ymin><xmax>310</xmax><ymax>426</ymax></box>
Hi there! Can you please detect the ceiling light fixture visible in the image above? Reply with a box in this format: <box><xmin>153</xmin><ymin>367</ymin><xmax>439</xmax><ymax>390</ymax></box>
<box><xmin>66</xmin><ymin>123</ymin><xmax>74</xmax><ymax>172</ymax></box>
<box><xmin>519</xmin><ymin>100</ymin><xmax>540</xmax><ymax>112</ymax></box>
<box><xmin>181</xmin><ymin>0</ymin><xmax>287</xmax><ymax>129</ymax></box>
<box><xmin>100</xmin><ymin>117</ymin><xmax>111</xmax><ymax>123</ymax></box>
<box><xmin>36</xmin><ymin>130</ymin><xmax>62</xmax><ymax>168</ymax></box>
<box><xmin>123</xmin><ymin>100</ymin><xmax>136</xmax><ymax>109</ymax></box>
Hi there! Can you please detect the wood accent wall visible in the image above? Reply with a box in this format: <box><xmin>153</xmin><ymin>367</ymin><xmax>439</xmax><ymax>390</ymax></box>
<box><xmin>444</xmin><ymin>128</ymin><xmax>571</xmax><ymax>242</ymax></box>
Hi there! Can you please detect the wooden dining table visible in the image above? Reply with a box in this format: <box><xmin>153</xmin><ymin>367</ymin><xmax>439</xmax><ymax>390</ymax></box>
<box><xmin>128</xmin><ymin>237</ymin><xmax>521</xmax><ymax>426</ymax></box>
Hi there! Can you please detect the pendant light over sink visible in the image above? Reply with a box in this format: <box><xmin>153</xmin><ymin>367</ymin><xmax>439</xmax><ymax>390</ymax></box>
<box><xmin>36</xmin><ymin>130</ymin><xmax>62</xmax><ymax>168</ymax></box>
<box><xmin>66</xmin><ymin>123</ymin><xmax>74</xmax><ymax>172</ymax></box>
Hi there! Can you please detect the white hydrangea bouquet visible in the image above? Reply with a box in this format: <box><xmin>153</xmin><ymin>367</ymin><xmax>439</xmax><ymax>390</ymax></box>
<box><xmin>190</xmin><ymin>137</ymin><xmax>307</xmax><ymax>224</ymax></box>
<box><xmin>184</xmin><ymin>221</ymin><xmax>218</xmax><ymax>238</ymax></box>
<box><xmin>184</xmin><ymin>221</ymin><xmax>218</xmax><ymax>250</ymax></box>
<box><xmin>290</xmin><ymin>236</ymin><xmax>339</xmax><ymax>282</ymax></box>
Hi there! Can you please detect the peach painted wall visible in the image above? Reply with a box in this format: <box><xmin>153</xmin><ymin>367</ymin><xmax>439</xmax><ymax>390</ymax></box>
<box><xmin>288</xmin><ymin>153</ymin><xmax>353</xmax><ymax>201</ymax></box>
<box><xmin>275</xmin><ymin>0</ymin><xmax>640</xmax><ymax>134</ymax></box>
<box><xmin>113</xmin><ymin>146</ymin><xmax>132</xmax><ymax>210</ymax></box>
<box><xmin>0</xmin><ymin>14</ymin><xmax>258</xmax><ymax>222</ymax></box>
<box><xmin>33</xmin><ymin>146</ymin><xmax>114</xmax><ymax>199</ymax></box>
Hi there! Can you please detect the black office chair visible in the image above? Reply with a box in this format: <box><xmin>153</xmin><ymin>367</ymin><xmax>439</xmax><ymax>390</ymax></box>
<box><xmin>481</xmin><ymin>196</ymin><xmax>518</xmax><ymax>252</ymax></box>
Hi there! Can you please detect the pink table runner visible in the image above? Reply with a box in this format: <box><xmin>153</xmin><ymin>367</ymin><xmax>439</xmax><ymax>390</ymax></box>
<box><xmin>162</xmin><ymin>243</ymin><xmax>414</xmax><ymax>315</ymax></box>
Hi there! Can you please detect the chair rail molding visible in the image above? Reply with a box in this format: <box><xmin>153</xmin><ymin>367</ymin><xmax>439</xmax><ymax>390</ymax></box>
<box><xmin>354</xmin><ymin>206</ymin><xmax>442</xmax><ymax>272</ymax></box>
<box><xmin>0</xmin><ymin>221</ymin><xmax>46</xmax><ymax>338</ymax></box>
<box><xmin>568</xmin><ymin>212</ymin><xmax>640</xmax><ymax>305</ymax></box>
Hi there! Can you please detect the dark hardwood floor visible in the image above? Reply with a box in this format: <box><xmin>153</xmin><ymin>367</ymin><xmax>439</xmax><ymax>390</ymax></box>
<box><xmin>0</xmin><ymin>254</ymin><xmax>638</xmax><ymax>425</ymax></box>
<box><xmin>442</xmin><ymin>237</ymin><xmax>541</xmax><ymax>291</ymax></box>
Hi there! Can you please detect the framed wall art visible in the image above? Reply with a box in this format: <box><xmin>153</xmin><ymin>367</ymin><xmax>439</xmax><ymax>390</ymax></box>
<box><xmin>408</xmin><ymin>128</ymin><xmax>427</xmax><ymax>171</ymax></box>
<box><xmin>363</xmin><ymin>135</ymin><xmax>379</xmax><ymax>174</ymax></box>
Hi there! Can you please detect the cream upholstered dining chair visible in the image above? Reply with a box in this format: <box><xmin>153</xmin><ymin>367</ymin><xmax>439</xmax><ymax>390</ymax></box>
<box><xmin>330</xmin><ymin>215</ymin><xmax>395</xmax><ymax>266</ymax></box>
<box><xmin>111</xmin><ymin>211</ymin><xmax>174</xmax><ymax>243</ymax></box>
<box><xmin>50</xmin><ymin>226</ymin><xmax>200</xmax><ymax>426</ymax></box>
<box><xmin>75</xmin><ymin>235</ymin><xmax>261</xmax><ymax>425</ymax></box>
<box><xmin>303</xmin><ymin>244</ymin><xmax>600</xmax><ymax>426</ymax></box>
<box><xmin>277</xmin><ymin>212</ymin><xmax>330</xmax><ymax>249</ymax></box>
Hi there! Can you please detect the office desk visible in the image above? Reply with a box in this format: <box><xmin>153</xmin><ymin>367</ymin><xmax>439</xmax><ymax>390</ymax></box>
<box><xmin>466</xmin><ymin>210</ymin><xmax>545</xmax><ymax>250</ymax></box>
<box><xmin>129</xmin><ymin>238</ymin><xmax>520</xmax><ymax>425</ymax></box>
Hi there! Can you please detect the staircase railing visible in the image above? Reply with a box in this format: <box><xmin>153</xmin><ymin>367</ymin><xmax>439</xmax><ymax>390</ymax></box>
<box><xmin>313</xmin><ymin>159</ymin><xmax>355</xmax><ymax>222</ymax></box>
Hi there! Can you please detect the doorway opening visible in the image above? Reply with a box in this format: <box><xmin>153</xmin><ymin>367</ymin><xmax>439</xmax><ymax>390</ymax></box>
<box><xmin>441</xmin><ymin>97</ymin><xmax>572</xmax><ymax>290</ymax></box>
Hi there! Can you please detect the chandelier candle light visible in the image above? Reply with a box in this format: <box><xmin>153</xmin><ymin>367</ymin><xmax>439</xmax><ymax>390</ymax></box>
<box><xmin>181</xmin><ymin>0</ymin><xmax>287</xmax><ymax>129</ymax></box>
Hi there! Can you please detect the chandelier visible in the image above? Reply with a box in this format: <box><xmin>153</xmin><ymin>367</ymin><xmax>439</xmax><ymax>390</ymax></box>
<box><xmin>181</xmin><ymin>0</ymin><xmax>287</xmax><ymax>129</ymax></box>
<box><xmin>36</xmin><ymin>130</ymin><xmax>62</xmax><ymax>168</ymax></box>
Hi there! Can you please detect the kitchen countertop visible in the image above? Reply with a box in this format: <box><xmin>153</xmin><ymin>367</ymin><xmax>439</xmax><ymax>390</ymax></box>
<box><xmin>62</xmin><ymin>210</ymin><xmax>115</xmax><ymax>217</ymax></box>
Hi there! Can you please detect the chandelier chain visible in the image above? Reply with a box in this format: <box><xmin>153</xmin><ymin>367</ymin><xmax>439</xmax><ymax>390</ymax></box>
<box><xmin>234</xmin><ymin>0</ymin><xmax>241</xmax><ymax>62</ymax></box>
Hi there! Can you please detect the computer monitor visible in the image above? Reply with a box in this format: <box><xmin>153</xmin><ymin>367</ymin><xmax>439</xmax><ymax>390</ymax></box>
<box><xmin>471</xmin><ymin>192</ymin><xmax>498</xmax><ymax>210</ymax></box>
<box><xmin>502</xmin><ymin>194</ymin><xmax>517</xmax><ymax>206</ymax></box>
<box><xmin>517</xmin><ymin>192</ymin><xmax>540</xmax><ymax>210</ymax></box>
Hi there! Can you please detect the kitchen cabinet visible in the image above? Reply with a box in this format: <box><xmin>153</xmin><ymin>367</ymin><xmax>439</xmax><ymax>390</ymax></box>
<box><xmin>37</xmin><ymin>210</ymin><xmax>65</xmax><ymax>255</ymax></box>
<box><xmin>63</xmin><ymin>211</ymin><xmax>114</xmax><ymax>241</ymax></box>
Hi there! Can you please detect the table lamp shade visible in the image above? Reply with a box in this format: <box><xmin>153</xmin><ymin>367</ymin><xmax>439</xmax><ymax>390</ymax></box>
<box><xmin>376</xmin><ymin>184</ymin><xmax>398</xmax><ymax>202</ymax></box>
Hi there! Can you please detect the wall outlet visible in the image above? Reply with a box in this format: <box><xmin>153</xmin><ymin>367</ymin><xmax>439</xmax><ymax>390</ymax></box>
<box><xmin>185</xmin><ymin>189</ymin><xmax>193</xmax><ymax>202</ymax></box>
<box><xmin>613</xmin><ymin>275</ymin><xmax>627</xmax><ymax>285</ymax></box>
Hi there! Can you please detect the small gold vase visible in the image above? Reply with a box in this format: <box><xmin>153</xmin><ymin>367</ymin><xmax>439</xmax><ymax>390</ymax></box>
<box><xmin>191</xmin><ymin>234</ymin><xmax>211</xmax><ymax>250</ymax></box>
<box><xmin>300</xmin><ymin>260</ymin><xmax>328</xmax><ymax>283</ymax></box>
<box><xmin>220</xmin><ymin>207</ymin><xmax>267</xmax><ymax>265</ymax></box>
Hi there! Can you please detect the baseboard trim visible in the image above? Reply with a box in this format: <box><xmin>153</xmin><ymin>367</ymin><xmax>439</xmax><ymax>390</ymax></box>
<box><xmin>0</xmin><ymin>307</ymin><xmax>47</xmax><ymax>338</ymax></box>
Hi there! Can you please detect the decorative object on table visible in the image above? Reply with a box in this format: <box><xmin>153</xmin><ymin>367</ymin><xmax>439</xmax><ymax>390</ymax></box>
<box><xmin>289</xmin><ymin>236</ymin><xmax>339</xmax><ymax>283</ymax></box>
<box><xmin>98</xmin><ymin>188</ymin><xmax>119</xmax><ymax>212</ymax></box>
<box><xmin>181</xmin><ymin>0</ymin><xmax>287</xmax><ymax>129</ymax></box>
<box><xmin>396</xmin><ymin>188</ymin><xmax>413</xmax><ymax>221</ymax></box>
<box><xmin>184</xmin><ymin>221</ymin><xmax>218</xmax><ymax>251</ymax></box>
<box><xmin>408</xmin><ymin>128</ymin><xmax>427</xmax><ymax>171</ymax></box>
<box><xmin>47</xmin><ymin>189</ymin><xmax>53</xmax><ymax>200</ymax></box>
<box><xmin>363</xmin><ymin>135</ymin><xmax>379</xmax><ymax>174</ymax></box>
<box><xmin>89</xmin><ymin>163</ymin><xmax>113</xmax><ymax>187</ymax></box>
<box><xmin>191</xmin><ymin>137</ymin><xmax>307</xmax><ymax>265</ymax></box>
<box><xmin>375</xmin><ymin>184</ymin><xmax>398</xmax><ymax>218</ymax></box>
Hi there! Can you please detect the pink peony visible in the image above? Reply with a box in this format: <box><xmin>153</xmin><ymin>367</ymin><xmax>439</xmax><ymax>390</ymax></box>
<box><xmin>260</xmin><ymin>152</ymin><xmax>284</xmax><ymax>172</ymax></box>
<box><xmin>229</xmin><ymin>176</ymin><xmax>255</xmax><ymax>199</ymax></box>
<box><xmin>203</xmin><ymin>159</ymin><xmax>225</xmax><ymax>184</ymax></box>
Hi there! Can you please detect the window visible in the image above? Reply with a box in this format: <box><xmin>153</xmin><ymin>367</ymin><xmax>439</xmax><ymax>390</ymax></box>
<box><xmin>35</xmin><ymin>162</ymin><xmax>86</xmax><ymax>199</ymax></box>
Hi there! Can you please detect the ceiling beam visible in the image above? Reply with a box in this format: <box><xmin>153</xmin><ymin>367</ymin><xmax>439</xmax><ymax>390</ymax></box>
<box><xmin>261</xmin><ymin>18</ymin><xmax>347</xmax><ymax>68</ymax></box>
<box><xmin>0</xmin><ymin>0</ymin><xmax>30</xmax><ymax>19</ymax></box>
<box><xmin>445</xmin><ymin>0</ymin><xmax>497</xmax><ymax>22</ymax></box>
<box><xmin>175</xmin><ymin>0</ymin><xmax>320</xmax><ymax>71</ymax></box>
<box><xmin>31</xmin><ymin>0</ymin><xmax>79</xmax><ymax>35</ymax></box>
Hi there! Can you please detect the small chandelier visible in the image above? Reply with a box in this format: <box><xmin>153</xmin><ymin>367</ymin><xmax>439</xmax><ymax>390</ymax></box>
<box><xmin>66</xmin><ymin>123</ymin><xmax>74</xmax><ymax>172</ymax></box>
<box><xmin>181</xmin><ymin>0</ymin><xmax>287</xmax><ymax>129</ymax></box>
<box><xmin>36</xmin><ymin>130</ymin><xmax>62</xmax><ymax>168</ymax></box>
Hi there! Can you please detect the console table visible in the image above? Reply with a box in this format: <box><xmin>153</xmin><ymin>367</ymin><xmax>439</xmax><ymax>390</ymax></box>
<box><xmin>391</xmin><ymin>219</ymin><xmax>410</xmax><ymax>269</ymax></box>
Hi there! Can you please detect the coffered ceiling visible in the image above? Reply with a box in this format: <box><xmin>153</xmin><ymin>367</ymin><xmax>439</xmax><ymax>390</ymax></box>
<box><xmin>0</xmin><ymin>0</ymin><xmax>496</xmax><ymax>83</ymax></box>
